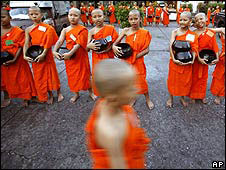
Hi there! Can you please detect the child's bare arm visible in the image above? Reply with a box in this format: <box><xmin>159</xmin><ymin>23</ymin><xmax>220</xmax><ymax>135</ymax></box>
<box><xmin>86</xmin><ymin>29</ymin><xmax>101</xmax><ymax>51</ymax></box>
<box><xmin>209</xmin><ymin>27</ymin><xmax>225</xmax><ymax>34</ymax></box>
<box><xmin>96</xmin><ymin>122</ymin><xmax>128</xmax><ymax>169</ymax></box>
<box><xmin>23</xmin><ymin>28</ymin><xmax>34</xmax><ymax>62</ymax></box>
<box><xmin>4</xmin><ymin>48</ymin><xmax>22</xmax><ymax>65</ymax></box>
<box><xmin>136</xmin><ymin>47</ymin><xmax>149</xmax><ymax>59</ymax></box>
<box><xmin>112</xmin><ymin>28</ymin><xmax>128</xmax><ymax>56</ymax></box>
<box><xmin>53</xmin><ymin>28</ymin><xmax>66</xmax><ymax>59</ymax></box>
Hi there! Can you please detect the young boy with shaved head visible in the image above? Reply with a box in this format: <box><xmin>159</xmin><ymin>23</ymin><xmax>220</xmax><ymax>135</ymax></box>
<box><xmin>1</xmin><ymin>9</ymin><xmax>37</xmax><ymax>107</ymax></box>
<box><xmin>166</xmin><ymin>12</ymin><xmax>199</xmax><ymax>107</ymax></box>
<box><xmin>189</xmin><ymin>13</ymin><xmax>219</xmax><ymax>104</ymax></box>
<box><xmin>53</xmin><ymin>8</ymin><xmax>95</xmax><ymax>103</ymax></box>
<box><xmin>24</xmin><ymin>6</ymin><xmax>64</xmax><ymax>104</ymax></box>
<box><xmin>85</xmin><ymin>59</ymin><xmax>150</xmax><ymax>169</ymax></box>
<box><xmin>86</xmin><ymin>8</ymin><xmax>118</xmax><ymax>97</ymax></box>
<box><xmin>112</xmin><ymin>9</ymin><xmax>154</xmax><ymax>110</ymax></box>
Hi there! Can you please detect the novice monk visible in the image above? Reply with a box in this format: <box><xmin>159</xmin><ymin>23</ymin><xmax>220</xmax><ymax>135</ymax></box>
<box><xmin>189</xmin><ymin>13</ymin><xmax>219</xmax><ymax>104</ymax></box>
<box><xmin>53</xmin><ymin>8</ymin><xmax>95</xmax><ymax>103</ymax></box>
<box><xmin>1</xmin><ymin>9</ymin><xmax>37</xmax><ymax>108</ymax></box>
<box><xmin>112</xmin><ymin>10</ymin><xmax>154</xmax><ymax>110</ymax></box>
<box><xmin>147</xmin><ymin>2</ymin><xmax>155</xmax><ymax>26</ymax></box>
<box><xmin>166</xmin><ymin>12</ymin><xmax>198</xmax><ymax>107</ymax></box>
<box><xmin>86</xmin><ymin>9</ymin><xmax>118</xmax><ymax>96</ymax></box>
<box><xmin>80</xmin><ymin>3</ymin><xmax>88</xmax><ymax>27</ymax></box>
<box><xmin>24</xmin><ymin>6</ymin><xmax>64</xmax><ymax>104</ymax></box>
<box><xmin>206</xmin><ymin>7</ymin><xmax>211</xmax><ymax>27</ymax></box>
<box><xmin>85</xmin><ymin>59</ymin><xmax>150</xmax><ymax>169</ymax></box>
<box><xmin>209</xmin><ymin>27</ymin><xmax>225</xmax><ymax>104</ymax></box>
<box><xmin>177</xmin><ymin>4</ymin><xmax>184</xmax><ymax>25</ymax></box>
<box><xmin>162</xmin><ymin>3</ymin><xmax>170</xmax><ymax>27</ymax></box>
<box><xmin>141</xmin><ymin>2</ymin><xmax>147</xmax><ymax>27</ymax></box>
<box><xmin>108</xmin><ymin>1</ymin><xmax>116</xmax><ymax>25</ymax></box>
<box><xmin>155</xmin><ymin>4</ymin><xmax>162</xmax><ymax>26</ymax></box>
<box><xmin>88</xmin><ymin>3</ymin><xmax>94</xmax><ymax>26</ymax></box>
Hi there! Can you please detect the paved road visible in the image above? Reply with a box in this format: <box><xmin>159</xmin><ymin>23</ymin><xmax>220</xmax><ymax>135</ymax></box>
<box><xmin>1</xmin><ymin>22</ymin><xmax>225</xmax><ymax>169</ymax></box>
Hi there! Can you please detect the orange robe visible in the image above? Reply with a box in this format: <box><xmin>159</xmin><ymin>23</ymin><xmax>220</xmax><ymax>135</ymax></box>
<box><xmin>29</xmin><ymin>23</ymin><xmax>60</xmax><ymax>102</ymax></box>
<box><xmin>162</xmin><ymin>7</ymin><xmax>169</xmax><ymax>26</ymax></box>
<box><xmin>124</xmin><ymin>29</ymin><xmax>151</xmax><ymax>94</ymax></box>
<box><xmin>142</xmin><ymin>6</ymin><xmax>147</xmax><ymax>26</ymax></box>
<box><xmin>177</xmin><ymin>8</ymin><xmax>184</xmax><ymax>24</ymax></box>
<box><xmin>109</xmin><ymin>5</ymin><xmax>116</xmax><ymax>24</ymax></box>
<box><xmin>147</xmin><ymin>6</ymin><xmax>154</xmax><ymax>23</ymax></box>
<box><xmin>80</xmin><ymin>7</ymin><xmax>88</xmax><ymax>23</ymax></box>
<box><xmin>155</xmin><ymin>7</ymin><xmax>162</xmax><ymax>23</ymax></box>
<box><xmin>85</xmin><ymin>99</ymin><xmax>150</xmax><ymax>169</ymax></box>
<box><xmin>1</xmin><ymin>27</ymin><xmax>37</xmax><ymax>99</ymax></box>
<box><xmin>88</xmin><ymin>6</ymin><xmax>95</xmax><ymax>25</ymax></box>
<box><xmin>100</xmin><ymin>5</ymin><xmax>104</xmax><ymax>11</ymax></box>
<box><xmin>184</xmin><ymin>8</ymin><xmax>190</xmax><ymax>12</ymax></box>
<box><xmin>206</xmin><ymin>9</ymin><xmax>211</xmax><ymax>26</ymax></box>
<box><xmin>210</xmin><ymin>34</ymin><xmax>225</xmax><ymax>97</ymax></box>
<box><xmin>65</xmin><ymin>25</ymin><xmax>91</xmax><ymax>92</ymax></box>
<box><xmin>91</xmin><ymin>25</ymin><xmax>119</xmax><ymax>96</ymax></box>
<box><xmin>167</xmin><ymin>30</ymin><xmax>198</xmax><ymax>96</ymax></box>
<box><xmin>189</xmin><ymin>29</ymin><xmax>219</xmax><ymax>99</ymax></box>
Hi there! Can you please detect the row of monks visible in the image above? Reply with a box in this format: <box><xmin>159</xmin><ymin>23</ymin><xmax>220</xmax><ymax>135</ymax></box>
<box><xmin>78</xmin><ymin>2</ymin><xmax>221</xmax><ymax>28</ymax></box>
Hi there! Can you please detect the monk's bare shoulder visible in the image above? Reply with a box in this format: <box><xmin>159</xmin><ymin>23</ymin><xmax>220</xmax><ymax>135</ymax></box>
<box><xmin>25</xmin><ymin>24</ymin><xmax>35</xmax><ymax>33</ymax></box>
<box><xmin>64</xmin><ymin>25</ymin><xmax>72</xmax><ymax>33</ymax></box>
<box><xmin>89</xmin><ymin>27</ymin><xmax>95</xmax><ymax>35</ymax></box>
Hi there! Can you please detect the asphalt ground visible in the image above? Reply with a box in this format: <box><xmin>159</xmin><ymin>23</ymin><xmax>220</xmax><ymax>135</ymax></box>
<box><xmin>1</xmin><ymin>21</ymin><xmax>225</xmax><ymax>169</ymax></box>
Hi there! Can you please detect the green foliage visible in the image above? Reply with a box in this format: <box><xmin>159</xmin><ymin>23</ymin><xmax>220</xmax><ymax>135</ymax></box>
<box><xmin>115</xmin><ymin>1</ymin><xmax>144</xmax><ymax>28</ymax></box>
<box><xmin>182</xmin><ymin>3</ymin><xmax>193</xmax><ymax>12</ymax></box>
<box><xmin>197</xmin><ymin>2</ymin><xmax>225</xmax><ymax>13</ymax></box>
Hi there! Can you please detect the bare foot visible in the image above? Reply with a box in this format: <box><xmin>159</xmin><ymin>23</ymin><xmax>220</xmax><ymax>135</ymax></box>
<box><xmin>214</xmin><ymin>97</ymin><xmax>221</xmax><ymax>105</ymax></box>
<box><xmin>180</xmin><ymin>98</ymin><xmax>188</xmax><ymax>107</ymax></box>
<box><xmin>57</xmin><ymin>93</ymin><xmax>64</xmax><ymax>102</ymax></box>
<box><xmin>146</xmin><ymin>100</ymin><xmax>154</xmax><ymax>110</ymax></box>
<box><xmin>201</xmin><ymin>98</ymin><xmax>208</xmax><ymax>104</ymax></box>
<box><xmin>166</xmin><ymin>98</ymin><xmax>173</xmax><ymax>108</ymax></box>
<box><xmin>47</xmin><ymin>96</ymin><xmax>54</xmax><ymax>105</ymax></box>
<box><xmin>22</xmin><ymin>100</ymin><xmax>29</xmax><ymax>107</ymax></box>
<box><xmin>190</xmin><ymin>99</ymin><xmax>196</xmax><ymax>104</ymax></box>
<box><xmin>1</xmin><ymin>99</ymin><xmax>11</xmax><ymax>108</ymax></box>
<box><xmin>70</xmin><ymin>95</ymin><xmax>80</xmax><ymax>103</ymax></box>
<box><xmin>89</xmin><ymin>93</ymin><xmax>97</xmax><ymax>101</ymax></box>
<box><xmin>31</xmin><ymin>97</ymin><xmax>44</xmax><ymax>103</ymax></box>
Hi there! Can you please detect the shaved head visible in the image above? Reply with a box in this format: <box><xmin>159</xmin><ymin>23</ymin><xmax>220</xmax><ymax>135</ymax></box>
<box><xmin>94</xmin><ymin>59</ymin><xmax>136</xmax><ymax>96</ymax></box>
<box><xmin>129</xmin><ymin>9</ymin><xmax>140</xmax><ymax>17</ymax></box>
<box><xmin>29</xmin><ymin>6</ymin><xmax>41</xmax><ymax>12</ymax></box>
<box><xmin>69</xmin><ymin>7</ymin><xmax>81</xmax><ymax>15</ymax></box>
<box><xmin>91</xmin><ymin>8</ymin><xmax>104</xmax><ymax>16</ymax></box>
<box><xmin>180</xmin><ymin>11</ymin><xmax>192</xmax><ymax>19</ymax></box>
<box><xmin>195</xmin><ymin>12</ymin><xmax>206</xmax><ymax>19</ymax></box>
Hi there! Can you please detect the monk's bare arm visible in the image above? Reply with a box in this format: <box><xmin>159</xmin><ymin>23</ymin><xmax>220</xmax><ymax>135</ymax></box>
<box><xmin>209</xmin><ymin>27</ymin><xmax>225</xmax><ymax>34</ymax></box>
<box><xmin>136</xmin><ymin>47</ymin><xmax>149</xmax><ymax>59</ymax></box>
<box><xmin>112</xmin><ymin>28</ymin><xmax>128</xmax><ymax>56</ymax></box>
<box><xmin>53</xmin><ymin>28</ymin><xmax>66</xmax><ymax>53</ymax></box>
<box><xmin>169</xmin><ymin>29</ymin><xmax>177</xmax><ymax>61</ymax></box>
<box><xmin>23</xmin><ymin>27</ymin><xmax>33</xmax><ymax>62</ymax></box>
<box><xmin>96</xmin><ymin>122</ymin><xmax>128</xmax><ymax>169</ymax></box>
<box><xmin>4</xmin><ymin>48</ymin><xmax>22</xmax><ymax>65</ymax></box>
<box><xmin>86</xmin><ymin>28</ymin><xmax>93</xmax><ymax>51</ymax></box>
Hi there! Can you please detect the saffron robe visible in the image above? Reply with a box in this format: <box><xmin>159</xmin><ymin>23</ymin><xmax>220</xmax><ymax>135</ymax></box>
<box><xmin>109</xmin><ymin>5</ymin><xmax>116</xmax><ymax>24</ymax></box>
<box><xmin>210</xmin><ymin>34</ymin><xmax>225</xmax><ymax>96</ymax></box>
<box><xmin>147</xmin><ymin>6</ymin><xmax>154</xmax><ymax>23</ymax></box>
<box><xmin>162</xmin><ymin>7</ymin><xmax>169</xmax><ymax>26</ymax></box>
<box><xmin>1</xmin><ymin>26</ymin><xmax>37</xmax><ymax>99</ymax></box>
<box><xmin>65</xmin><ymin>25</ymin><xmax>91</xmax><ymax>92</ymax></box>
<box><xmin>177</xmin><ymin>8</ymin><xmax>184</xmax><ymax>24</ymax></box>
<box><xmin>167</xmin><ymin>30</ymin><xmax>198</xmax><ymax>96</ymax></box>
<box><xmin>29</xmin><ymin>23</ymin><xmax>60</xmax><ymax>102</ymax></box>
<box><xmin>91</xmin><ymin>25</ymin><xmax>119</xmax><ymax>96</ymax></box>
<box><xmin>155</xmin><ymin>7</ymin><xmax>162</xmax><ymax>23</ymax></box>
<box><xmin>88</xmin><ymin>6</ymin><xmax>95</xmax><ymax>25</ymax></box>
<box><xmin>206</xmin><ymin>9</ymin><xmax>211</xmax><ymax>26</ymax></box>
<box><xmin>80</xmin><ymin>7</ymin><xmax>88</xmax><ymax>23</ymax></box>
<box><xmin>85</xmin><ymin>99</ymin><xmax>150</xmax><ymax>169</ymax></box>
<box><xmin>124</xmin><ymin>29</ymin><xmax>151</xmax><ymax>94</ymax></box>
<box><xmin>189</xmin><ymin>28</ymin><xmax>219</xmax><ymax>99</ymax></box>
<box><xmin>141</xmin><ymin>6</ymin><xmax>147</xmax><ymax>26</ymax></box>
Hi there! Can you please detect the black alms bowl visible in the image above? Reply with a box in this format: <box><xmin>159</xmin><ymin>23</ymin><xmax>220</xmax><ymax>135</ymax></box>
<box><xmin>1</xmin><ymin>51</ymin><xmax>14</xmax><ymax>65</ymax></box>
<box><xmin>115</xmin><ymin>43</ymin><xmax>133</xmax><ymax>59</ymax></box>
<box><xmin>26</xmin><ymin>45</ymin><xmax>44</xmax><ymax>60</ymax></box>
<box><xmin>93</xmin><ymin>38</ymin><xmax>110</xmax><ymax>52</ymax></box>
<box><xmin>172</xmin><ymin>40</ymin><xmax>191</xmax><ymax>52</ymax></box>
<box><xmin>174</xmin><ymin>51</ymin><xmax>193</xmax><ymax>63</ymax></box>
<box><xmin>199</xmin><ymin>49</ymin><xmax>217</xmax><ymax>64</ymax></box>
